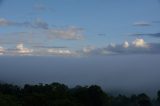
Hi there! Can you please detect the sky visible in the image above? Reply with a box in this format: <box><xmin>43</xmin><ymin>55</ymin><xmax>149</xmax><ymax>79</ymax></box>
<box><xmin>0</xmin><ymin>0</ymin><xmax>160</xmax><ymax>96</ymax></box>
<box><xmin>0</xmin><ymin>0</ymin><xmax>160</xmax><ymax>56</ymax></box>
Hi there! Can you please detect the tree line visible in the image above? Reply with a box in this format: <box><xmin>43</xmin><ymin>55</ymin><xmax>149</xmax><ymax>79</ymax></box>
<box><xmin>0</xmin><ymin>82</ymin><xmax>160</xmax><ymax>106</ymax></box>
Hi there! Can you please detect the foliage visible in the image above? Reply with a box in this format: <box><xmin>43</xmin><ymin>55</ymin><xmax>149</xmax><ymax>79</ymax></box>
<box><xmin>0</xmin><ymin>82</ymin><xmax>159</xmax><ymax>106</ymax></box>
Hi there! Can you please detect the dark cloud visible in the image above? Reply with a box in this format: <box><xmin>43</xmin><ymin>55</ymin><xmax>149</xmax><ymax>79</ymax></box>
<box><xmin>152</xmin><ymin>21</ymin><xmax>160</xmax><ymax>23</ymax></box>
<box><xmin>131</xmin><ymin>32</ymin><xmax>160</xmax><ymax>38</ymax></box>
<box><xmin>83</xmin><ymin>39</ymin><xmax>160</xmax><ymax>55</ymax></box>
<box><xmin>97</xmin><ymin>33</ymin><xmax>106</xmax><ymax>36</ymax></box>
<box><xmin>133</xmin><ymin>21</ymin><xmax>151</xmax><ymax>27</ymax></box>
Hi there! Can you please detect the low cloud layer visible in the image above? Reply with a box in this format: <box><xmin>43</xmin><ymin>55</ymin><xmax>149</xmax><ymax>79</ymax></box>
<box><xmin>0</xmin><ymin>39</ymin><xmax>160</xmax><ymax>56</ymax></box>
<box><xmin>83</xmin><ymin>38</ymin><xmax>160</xmax><ymax>55</ymax></box>
<box><xmin>16</xmin><ymin>44</ymin><xmax>33</xmax><ymax>55</ymax></box>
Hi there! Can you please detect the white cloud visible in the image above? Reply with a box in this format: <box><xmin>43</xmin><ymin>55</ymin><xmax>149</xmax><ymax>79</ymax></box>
<box><xmin>82</xmin><ymin>38</ymin><xmax>160</xmax><ymax>56</ymax></box>
<box><xmin>132</xmin><ymin>38</ymin><xmax>148</xmax><ymax>48</ymax></box>
<box><xmin>16</xmin><ymin>44</ymin><xmax>33</xmax><ymax>54</ymax></box>
<box><xmin>82</xmin><ymin>46</ymin><xmax>95</xmax><ymax>53</ymax></box>
<box><xmin>47</xmin><ymin>26</ymin><xmax>84</xmax><ymax>40</ymax></box>
<box><xmin>47</xmin><ymin>48</ymin><xmax>75</xmax><ymax>55</ymax></box>
<box><xmin>123</xmin><ymin>41</ymin><xmax>129</xmax><ymax>48</ymax></box>
<box><xmin>0</xmin><ymin>46</ymin><xmax>5</xmax><ymax>55</ymax></box>
<box><xmin>133</xmin><ymin>21</ymin><xmax>151</xmax><ymax>27</ymax></box>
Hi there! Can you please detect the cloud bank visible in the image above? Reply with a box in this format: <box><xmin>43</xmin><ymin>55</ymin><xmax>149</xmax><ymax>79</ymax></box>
<box><xmin>82</xmin><ymin>38</ymin><xmax>160</xmax><ymax>55</ymax></box>
<box><xmin>0</xmin><ymin>38</ymin><xmax>159</xmax><ymax>56</ymax></box>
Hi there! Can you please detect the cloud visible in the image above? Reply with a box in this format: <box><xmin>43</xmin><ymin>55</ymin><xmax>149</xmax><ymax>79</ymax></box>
<box><xmin>132</xmin><ymin>38</ymin><xmax>148</xmax><ymax>48</ymax></box>
<box><xmin>1</xmin><ymin>38</ymin><xmax>160</xmax><ymax>56</ymax></box>
<box><xmin>130</xmin><ymin>32</ymin><xmax>160</xmax><ymax>38</ymax></box>
<box><xmin>148</xmin><ymin>33</ymin><xmax>160</xmax><ymax>37</ymax></box>
<box><xmin>82</xmin><ymin>38</ymin><xmax>160</xmax><ymax>55</ymax></box>
<box><xmin>0</xmin><ymin>46</ymin><xmax>5</xmax><ymax>55</ymax></box>
<box><xmin>133</xmin><ymin>21</ymin><xmax>151</xmax><ymax>27</ymax></box>
<box><xmin>32</xmin><ymin>45</ymin><xmax>67</xmax><ymax>49</ymax></box>
<box><xmin>0</xmin><ymin>18</ymin><xmax>12</xmax><ymax>26</ymax></box>
<box><xmin>0</xmin><ymin>18</ymin><xmax>84</xmax><ymax>40</ymax></box>
<box><xmin>46</xmin><ymin>26</ymin><xmax>84</xmax><ymax>40</ymax></box>
<box><xmin>0</xmin><ymin>44</ymin><xmax>77</xmax><ymax>56</ymax></box>
<box><xmin>31</xmin><ymin>46</ymin><xmax>76</xmax><ymax>56</ymax></box>
<box><xmin>29</xmin><ymin>19</ymin><xmax>49</xmax><ymax>29</ymax></box>
<box><xmin>34</xmin><ymin>4</ymin><xmax>47</xmax><ymax>12</ymax></box>
<box><xmin>82</xmin><ymin>46</ymin><xmax>95</xmax><ymax>53</ymax></box>
<box><xmin>97</xmin><ymin>33</ymin><xmax>106</xmax><ymax>36</ymax></box>
<box><xmin>152</xmin><ymin>21</ymin><xmax>160</xmax><ymax>23</ymax></box>
<box><xmin>47</xmin><ymin>48</ymin><xmax>75</xmax><ymax>55</ymax></box>
<box><xmin>123</xmin><ymin>41</ymin><xmax>129</xmax><ymax>48</ymax></box>
<box><xmin>16</xmin><ymin>44</ymin><xmax>33</xmax><ymax>54</ymax></box>
<box><xmin>0</xmin><ymin>18</ymin><xmax>49</xmax><ymax>29</ymax></box>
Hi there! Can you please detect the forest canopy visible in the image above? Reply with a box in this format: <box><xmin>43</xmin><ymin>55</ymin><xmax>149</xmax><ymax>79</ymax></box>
<box><xmin>0</xmin><ymin>82</ymin><xmax>159</xmax><ymax>106</ymax></box>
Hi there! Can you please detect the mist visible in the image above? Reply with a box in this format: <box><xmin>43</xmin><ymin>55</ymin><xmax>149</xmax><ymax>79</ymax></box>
<box><xmin>0</xmin><ymin>55</ymin><xmax>160</xmax><ymax>97</ymax></box>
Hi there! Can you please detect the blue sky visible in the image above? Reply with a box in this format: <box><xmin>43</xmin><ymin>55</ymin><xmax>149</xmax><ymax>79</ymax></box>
<box><xmin>0</xmin><ymin>0</ymin><xmax>160</xmax><ymax>56</ymax></box>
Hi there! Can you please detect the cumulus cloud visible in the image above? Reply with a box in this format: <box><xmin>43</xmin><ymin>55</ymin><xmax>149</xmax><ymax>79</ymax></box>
<box><xmin>132</xmin><ymin>38</ymin><xmax>148</xmax><ymax>48</ymax></box>
<box><xmin>46</xmin><ymin>26</ymin><xmax>84</xmax><ymax>40</ymax></box>
<box><xmin>133</xmin><ymin>21</ymin><xmax>151</xmax><ymax>27</ymax></box>
<box><xmin>16</xmin><ymin>44</ymin><xmax>33</xmax><ymax>54</ymax></box>
<box><xmin>123</xmin><ymin>41</ymin><xmax>129</xmax><ymax>48</ymax></box>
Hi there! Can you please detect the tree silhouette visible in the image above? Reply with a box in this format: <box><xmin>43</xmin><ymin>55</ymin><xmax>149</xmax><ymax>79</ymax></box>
<box><xmin>0</xmin><ymin>82</ymin><xmax>158</xmax><ymax>106</ymax></box>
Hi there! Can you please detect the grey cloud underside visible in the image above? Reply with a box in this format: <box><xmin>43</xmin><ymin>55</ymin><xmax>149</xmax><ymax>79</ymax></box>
<box><xmin>152</xmin><ymin>21</ymin><xmax>160</xmax><ymax>23</ymax></box>
<box><xmin>132</xmin><ymin>33</ymin><xmax>160</xmax><ymax>38</ymax></box>
<box><xmin>87</xmin><ymin>43</ymin><xmax>160</xmax><ymax>55</ymax></box>
<box><xmin>12</xmin><ymin>21</ymin><xmax>49</xmax><ymax>30</ymax></box>
<box><xmin>133</xmin><ymin>22</ymin><xmax>151</xmax><ymax>27</ymax></box>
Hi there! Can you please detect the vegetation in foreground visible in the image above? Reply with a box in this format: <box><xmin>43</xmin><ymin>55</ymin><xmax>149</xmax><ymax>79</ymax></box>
<box><xmin>0</xmin><ymin>82</ymin><xmax>160</xmax><ymax>106</ymax></box>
